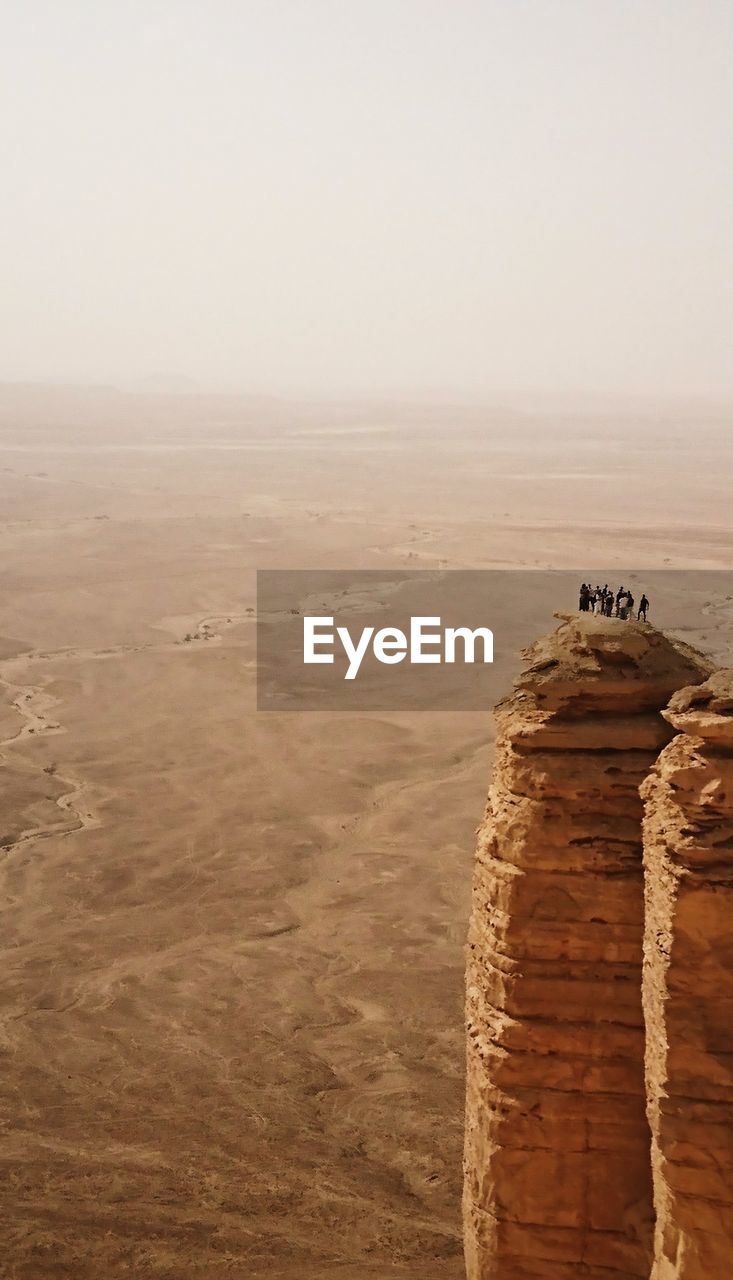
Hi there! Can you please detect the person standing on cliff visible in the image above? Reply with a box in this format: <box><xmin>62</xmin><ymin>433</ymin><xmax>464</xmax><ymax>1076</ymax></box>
<box><xmin>638</xmin><ymin>593</ymin><xmax>649</xmax><ymax>621</ymax></box>
<box><xmin>615</xmin><ymin>586</ymin><xmax>625</xmax><ymax>616</ymax></box>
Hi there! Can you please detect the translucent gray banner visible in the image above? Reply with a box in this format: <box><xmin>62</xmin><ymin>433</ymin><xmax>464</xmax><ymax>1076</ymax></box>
<box><xmin>256</xmin><ymin>569</ymin><xmax>733</xmax><ymax>711</ymax></box>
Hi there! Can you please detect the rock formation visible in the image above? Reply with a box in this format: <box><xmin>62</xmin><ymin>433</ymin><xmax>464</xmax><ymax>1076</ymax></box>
<box><xmin>464</xmin><ymin>613</ymin><xmax>711</xmax><ymax>1280</ymax></box>
<box><xmin>641</xmin><ymin>670</ymin><xmax>733</xmax><ymax>1279</ymax></box>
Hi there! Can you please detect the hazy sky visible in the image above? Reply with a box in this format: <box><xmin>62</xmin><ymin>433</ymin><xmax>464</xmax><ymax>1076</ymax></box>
<box><xmin>2</xmin><ymin>1</ymin><xmax>732</xmax><ymax>399</ymax></box>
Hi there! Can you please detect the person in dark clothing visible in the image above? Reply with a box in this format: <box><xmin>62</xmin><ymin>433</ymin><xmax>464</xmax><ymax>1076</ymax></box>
<box><xmin>615</xmin><ymin>586</ymin><xmax>625</xmax><ymax>616</ymax></box>
<box><xmin>579</xmin><ymin>583</ymin><xmax>589</xmax><ymax>611</ymax></box>
<box><xmin>638</xmin><ymin>593</ymin><xmax>649</xmax><ymax>621</ymax></box>
<box><xmin>626</xmin><ymin>592</ymin><xmax>634</xmax><ymax>617</ymax></box>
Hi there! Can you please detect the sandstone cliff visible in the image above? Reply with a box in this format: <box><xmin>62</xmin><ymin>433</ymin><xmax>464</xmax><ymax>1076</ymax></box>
<box><xmin>641</xmin><ymin>671</ymin><xmax>733</xmax><ymax>1279</ymax></box>
<box><xmin>464</xmin><ymin>613</ymin><xmax>711</xmax><ymax>1280</ymax></box>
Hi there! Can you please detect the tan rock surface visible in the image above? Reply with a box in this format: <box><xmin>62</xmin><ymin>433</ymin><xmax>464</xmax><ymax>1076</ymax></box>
<box><xmin>642</xmin><ymin>671</ymin><xmax>733</xmax><ymax>1279</ymax></box>
<box><xmin>464</xmin><ymin>613</ymin><xmax>711</xmax><ymax>1280</ymax></box>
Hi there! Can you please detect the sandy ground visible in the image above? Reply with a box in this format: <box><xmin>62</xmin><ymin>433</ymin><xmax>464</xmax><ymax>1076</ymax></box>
<box><xmin>1</xmin><ymin>386</ymin><xmax>732</xmax><ymax>1279</ymax></box>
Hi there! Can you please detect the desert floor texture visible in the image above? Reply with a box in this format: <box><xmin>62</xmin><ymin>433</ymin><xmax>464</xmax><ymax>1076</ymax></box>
<box><xmin>1</xmin><ymin>385</ymin><xmax>732</xmax><ymax>1279</ymax></box>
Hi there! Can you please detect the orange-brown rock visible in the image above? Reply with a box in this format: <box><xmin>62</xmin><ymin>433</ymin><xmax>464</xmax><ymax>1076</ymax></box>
<box><xmin>464</xmin><ymin>613</ymin><xmax>711</xmax><ymax>1280</ymax></box>
<box><xmin>642</xmin><ymin>671</ymin><xmax>733</xmax><ymax>1279</ymax></box>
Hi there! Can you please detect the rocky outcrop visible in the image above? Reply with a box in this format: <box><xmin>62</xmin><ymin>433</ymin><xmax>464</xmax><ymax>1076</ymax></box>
<box><xmin>641</xmin><ymin>671</ymin><xmax>733</xmax><ymax>1279</ymax></box>
<box><xmin>464</xmin><ymin>613</ymin><xmax>711</xmax><ymax>1280</ymax></box>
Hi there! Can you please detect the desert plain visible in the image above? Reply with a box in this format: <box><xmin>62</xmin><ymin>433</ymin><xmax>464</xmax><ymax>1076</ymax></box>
<box><xmin>1</xmin><ymin>385</ymin><xmax>733</xmax><ymax>1279</ymax></box>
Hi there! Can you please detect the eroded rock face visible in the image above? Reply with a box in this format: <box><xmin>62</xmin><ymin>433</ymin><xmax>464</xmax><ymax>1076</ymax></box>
<box><xmin>464</xmin><ymin>613</ymin><xmax>711</xmax><ymax>1280</ymax></box>
<box><xmin>642</xmin><ymin>671</ymin><xmax>733</xmax><ymax>1279</ymax></box>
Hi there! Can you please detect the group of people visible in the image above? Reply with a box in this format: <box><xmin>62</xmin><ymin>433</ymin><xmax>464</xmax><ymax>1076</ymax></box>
<box><xmin>579</xmin><ymin>582</ymin><xmax>649</xmax><ymax>621</ymax></box>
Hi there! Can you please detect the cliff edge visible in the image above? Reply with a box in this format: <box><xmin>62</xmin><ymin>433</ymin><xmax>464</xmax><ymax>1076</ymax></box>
<box><xmin>464</xmin><ymin>613</ymin><xmax>711</xmax><ymax>1280</ymax></box>
<box><xmin>642</xmin><ymin>671</ymin><xmax>733</xmax><ymax>1279</ymax></box>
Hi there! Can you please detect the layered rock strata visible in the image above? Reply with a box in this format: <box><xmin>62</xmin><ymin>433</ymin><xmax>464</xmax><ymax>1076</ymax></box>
<box><xmin>641</xmin><ymin>671</ymin><xmax>733</xmax><ymax>1279</ymax></box>
<box><xmin>464</xmin><ymin>613</ymin><xmax>711</xmax><ymax>1280</ymax></box>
